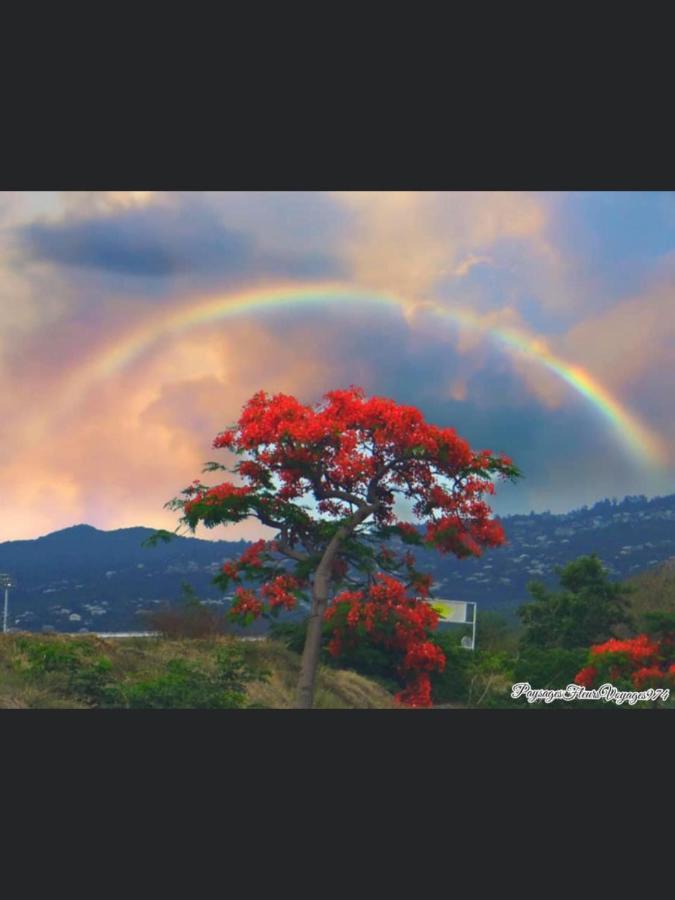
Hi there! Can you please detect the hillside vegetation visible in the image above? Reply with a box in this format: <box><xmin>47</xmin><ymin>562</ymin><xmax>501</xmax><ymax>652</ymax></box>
<box><xmin>626</xmin><ymin>557</ymin><xmax>675</xmax><ymax>617</ymax></box>
<box><xmin>0</xmin><ymin>634</ymin><xmax>395</xmax><ymax>710</ymax></box>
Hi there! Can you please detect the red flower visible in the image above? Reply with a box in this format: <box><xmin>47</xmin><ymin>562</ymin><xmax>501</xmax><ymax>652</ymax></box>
<box><xmin>577</xmin><ymin>632</ymin><xmax>675</xmax><ymax>695</ymax></box>
<box><xmin>221</xmin><ymin>561</ymin><xmax>239</xmax><ymax>579</ymax></box>
<box><xmin>590</xmin><ymin>635</ymin><xmax>658</xmax><ymax>663</ymax></box>
<box><xmin>396</xmin><ymin>674</ymin><xmax>433</xmax><ymax>708</ymax></box>
<box><xmin>260</xmin><ymin>574</ymin><xmax>300</xmax><ymax>611</ymax></box>
<box><xmin>230</xmin><ymin>587</ymin><xmax>264</xmax><ymax>620</ymax></box>
<box><xmin>632</xmin><ymin>666</ymin><xmax>665</xmax><ymax>690</ymax></box>
<box><xmin>239</xmin><ymin>539</ymin><xmax>267</xmax><ymax>569</ymax></box>
<box><xmin>574</xmin><ymin>666</ymin><xmax>598</xmax><ymax>688</ymax></box>
<box><xmin>324</xmin><ymin>574</ymin><xmax>445</xmax><ymax>707</ymax></box>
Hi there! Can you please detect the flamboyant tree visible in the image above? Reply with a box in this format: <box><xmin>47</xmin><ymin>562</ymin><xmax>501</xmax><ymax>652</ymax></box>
<box><xmin>151</xmin><ymin>386</ymin><xmax>520</xmax><ymax>708</ymax></box>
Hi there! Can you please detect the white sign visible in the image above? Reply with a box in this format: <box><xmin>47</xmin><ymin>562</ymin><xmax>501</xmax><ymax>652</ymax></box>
<box><xmin>430</xmin><ymin>599</ymin><xmax>472</xmax><ymax>623</ymax></box>
<box><xmin>429</xmin><ymin>599</ymin><xmax>477</xmax><ymax>650</ymax></box>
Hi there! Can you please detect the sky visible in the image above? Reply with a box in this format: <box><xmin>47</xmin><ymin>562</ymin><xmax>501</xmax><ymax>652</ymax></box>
<box><xmin>1</xmin><ymin>190</ymin><xmax>674</xmax><ymax>543</ymax></box>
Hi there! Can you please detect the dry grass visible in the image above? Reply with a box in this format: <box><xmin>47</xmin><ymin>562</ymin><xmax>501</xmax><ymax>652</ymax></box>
<box><xmin>0</xmin><ymin>633</ymin><xmax>396</xmax><ymax>709</ymax></box>
<box><xmin>238</xmin><ymin>640</ymin><xmax>395</xmax><ymax>708</ymax></box>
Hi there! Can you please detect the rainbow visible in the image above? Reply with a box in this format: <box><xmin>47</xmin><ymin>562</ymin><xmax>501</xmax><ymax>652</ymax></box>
<box><xmin>58</xmin><ymin>281</ymin><xmax>669</xmax><ymax>469</ymax></box>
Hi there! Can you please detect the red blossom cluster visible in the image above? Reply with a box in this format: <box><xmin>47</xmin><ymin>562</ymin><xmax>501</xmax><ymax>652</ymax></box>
<box><xmin>220</xmin><ymin>539</ymin><xmax>270</xmax><ymax>581</ymax></box>
<box><xmin>590</xmin><ymin>634</ymin><xmax>659</xmax><ymax>662</ymax></box>
<box><xmin>230</xmin><ymin>587</ymin><xmax>264</xmax><ymax>620</ymax></box>
<box><xmin>239</xmin><ymin>539</ymin><xmax>267</xmax><ymax>569</ymax></box>
<box><xmin>227</xmin><ymin>573</ymin><xmax>303</xmax><ymax>622</ymax></box>
<box><xmin>575</xmin><ymin>633</ymin><xmax>675</xmax><ymax>692</ymax></box>
<box><xmin>217</xmin><ymin>539</ymin><xmax>305</xmax><ymax>621</ymax></box>
<box><xmin>197</xmin><ymin>386</ymin><xmax>513</xmax><ymax>554</ymax></box>
<box><xmin>260</xmin><ymin>574</ymin><xmax>301</xmax><ymax>611</ymax></box>
<box><xmin>324</xmin><ymin>573</ymin><xmax>445</xmax><ymax>707</ymax></box>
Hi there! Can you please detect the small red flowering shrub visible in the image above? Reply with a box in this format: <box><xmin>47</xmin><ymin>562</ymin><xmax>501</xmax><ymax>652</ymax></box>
<box><xmin>574</xmin><ymin>633</ymin><xmax>675</xmax><ymax>692</ymax></box>
<box><xmin>324</xmin><ymin>574</ymin><xmax>446</xmax><ymax>707</ymax></box>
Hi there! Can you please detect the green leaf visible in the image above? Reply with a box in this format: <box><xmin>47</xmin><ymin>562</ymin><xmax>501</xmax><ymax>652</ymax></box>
<box><xmin>141</xmin><ymin>529</ymin><xmax>177</xmax><ymax>548</ymax></box>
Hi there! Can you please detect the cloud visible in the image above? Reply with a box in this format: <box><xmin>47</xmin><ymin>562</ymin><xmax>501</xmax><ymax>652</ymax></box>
<box><xmin>331</xmin><ymin>191</ymin><xmax>552</xmax><ymax>300</ymax></box>
<box><xmin>14</xmin><ymin>192</ymin><xmax>345</xmax><ymax>282</ymax></box>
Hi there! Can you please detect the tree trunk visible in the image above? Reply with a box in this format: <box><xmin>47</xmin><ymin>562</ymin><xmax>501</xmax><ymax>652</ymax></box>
<box><xmin>294</xmin><ymin>503</ymin><xmax>377</xmax><ymax>708</ymax></box>
<box><xmin>295</xmin><ymin>573</ymin><xmax>329</xmax><ymax>709</ymax></box>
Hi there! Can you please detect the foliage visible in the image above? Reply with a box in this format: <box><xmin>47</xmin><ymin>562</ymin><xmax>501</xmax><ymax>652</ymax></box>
<box><xmin>1</xmin><ymin>633</ymin><xmax>398</xmax><ymax>709</ymax></box>
<box><xmin>427</xmin><ymin>630</ymin><xmax>473</xmax><ymax>703</ymax></box>
<box><xmin>513</xmin><ymin>647</ymin><xmax>588</xmax><ymax>691</ymax></box>
<box><xmin>271</xmin><ymin>614</ymin><xmax>474</xmax><ymax>704</ymax></box>
<box><xmin>14</xmin><ymin>636</ymin><xmax>120</xmax><ymax>705</ymax></box>
<box><xmin>476</xmin><ymin>610</ymin><xmax>520</xmax><ymax>653</ymax></box>
<box><xmin>121</xmin><ymin>646</ymin><xmax>259</xmax><ymax>709</ymax></box>
<box><xmin>518</xmin><ymin>554</ymin><xmax>634</xmax><ymax>650</ymax></box>
<box><xmin>462</xmin><ymin>650</ymin><xmax>516</xmax><ymax>708</ymax></box>
<box><xmin>15</xmin><ymin>636</ymin><xmax>95</xmax><ymax>672</ymax></box>
<box><xmin>8</xmin><ymin>634</ymin><xmax>261</xmax><ymax>708</ymax></box>
<box><xmin>640</xmin><ymin>610</ymin><xmax>675</xmax><ymax>642</ymax></box>
<box><xmin>143</xmin><ymin>581</ymin><xmax>234</xmax><ymax>638</ymax></box>
<box><xmin>324</xmin><ymin>573</ymin><xmax>446</xmax><ymax>706</ymax></box>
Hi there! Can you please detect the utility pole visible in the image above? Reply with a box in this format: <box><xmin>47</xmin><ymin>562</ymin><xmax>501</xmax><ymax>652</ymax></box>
<box><xmin>0</xmin><ymin>574</ymin><xmax>14</xmax><ymax>634</ymax></box>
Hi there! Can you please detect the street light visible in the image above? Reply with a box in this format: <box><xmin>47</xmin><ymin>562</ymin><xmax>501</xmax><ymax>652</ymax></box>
<box><xmin>0</xmin><ymin>574</ymin><xmax>15</xmax><ymax>634</ymax></box>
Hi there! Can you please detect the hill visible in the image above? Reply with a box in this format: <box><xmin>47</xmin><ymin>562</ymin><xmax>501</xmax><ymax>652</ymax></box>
<box><xmin>409</xmin><ymin>492</ymin><xmax>675</xmax><ymax>615</ymax></box>
<box><xmin>2</xmin><ymin>491</ymin><xmax>675</xmax><ymax>631</ymax></box>
<box><xmin>0</xmin><ymin>524</ymin><xmax>258</xmax><ymax>634</ymax></box>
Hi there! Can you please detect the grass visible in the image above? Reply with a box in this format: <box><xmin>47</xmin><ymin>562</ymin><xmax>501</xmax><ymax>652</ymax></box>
<box><xmin>0</xmin><ymin>633</ymin><xmax>396</xmax><ymax>709</ymax></box>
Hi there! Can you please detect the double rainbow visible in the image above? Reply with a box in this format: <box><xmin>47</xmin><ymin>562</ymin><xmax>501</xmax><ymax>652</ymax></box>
<box><xmin>59</xmin><ymin>282</ymin><xmax>669</xmax><ymax>469</ymax></box>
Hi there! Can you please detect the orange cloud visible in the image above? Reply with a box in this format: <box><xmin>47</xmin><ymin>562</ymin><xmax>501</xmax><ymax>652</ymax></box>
<box><xmin>0</xmin><ymin>314</ymin><xmax>350</xmax><ymax>542</ymax></box>
<box><xmin>331</xmin><ymin>190</ymin><xmax>551</xmax><ymax>300</ymax></box>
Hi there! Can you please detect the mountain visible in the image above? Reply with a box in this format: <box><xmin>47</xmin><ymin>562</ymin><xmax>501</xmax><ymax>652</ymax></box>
<box><xmin>409</xmin><ymin>492</ymin><xmax>675</xmax><ymax>616</ymax></box>
<box><xmin>0</xmin><ymin>524</ymin><xmax>252</xmax><ymax>634</ymax></box>
<box><xmin>2</xmin><ymin>492</ymin><xmax>675</xmax><ymax>632</ymax></box>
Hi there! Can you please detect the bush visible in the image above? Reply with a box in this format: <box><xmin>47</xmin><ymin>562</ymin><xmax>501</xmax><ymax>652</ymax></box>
<box><xmin>268</xmin><ymin>619</ymin><xmax>309</xmax><ymax>655</ymax></box>
<box><xmin>15</xmin><ymin>637</ymin><xmax>95</xmax><ymax>674</ymax></box>
<box><xmin>143</xmin><ymin>584</ymin><xmax>234</xmax><ymax>639</ymax></box>
<box><xmin>513</xmin><ymin>647</ymin><xmax>588</xmax><ymax>691</ymax></box>
<box><xmin>428</xmin><ymin>630</ymin><xmax>473</xmax><ymax>703</ymax></box>
<box><xmin>69</xmin><ymin>658</ymin><xmax>123</xmax><ymax>706</ymax></box>
<box><xmin>13</xmin><ymin>636</ymin><xmax>120</xmax><ymax>706</ymax></box>
<box><xmin>120</xmin><ymin>645</ymin><xmax>262</xmax><ymax>709</ymax></box>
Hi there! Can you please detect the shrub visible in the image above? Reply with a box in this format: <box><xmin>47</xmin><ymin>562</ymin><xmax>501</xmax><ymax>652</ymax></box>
<box><xmin>513</xmin><ymin>647</ymin><xmax>588</xmax><ymax>690</ymax></box>
<box><xmin>15</xmin><ymin>637</ymin><xmax>95</xmax><ymax>673</ymax></box>
<box><xmin>428</xmin><ymin>630</ymin><xmax>473</xmax><ymax>703</ymax></box>
<box><xmin>121</xmin><ymin>645</ymin><xmax>262</xmax><ymax>709</ymax></box>
<box><xmin>13</xmin><ymin>636</ymin><xmax>120</xmax><ymax>707</ymax></box>
<box><xmin>69</xmin><ymin>658</ymin><xmax>123</xmax><ymax>706</ymax></box>
<box><xmin>573</xmin><ymin>634</ymin><xmax>675</xmax><ymax>697</ymax></box>
<box><xmin>268</xmin><ymin>620</ymin><xmax>311</xmax><ymax>656</ymax></box>
<box><xmin>143</xmin><ymin>583</ymin><xmax>234</xmax><ymax>639</ymax></box>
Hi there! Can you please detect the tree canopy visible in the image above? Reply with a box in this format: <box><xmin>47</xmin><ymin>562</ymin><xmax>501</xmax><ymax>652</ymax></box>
<box><xmin>155</xmin><ymin>386</ymin><xmax>519</xmax><ymax>706</ymax></box>
<box><xmin>518</xmin><ymin>554</ymin><xmax>634</xmax><ymax>650</ymax></box>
